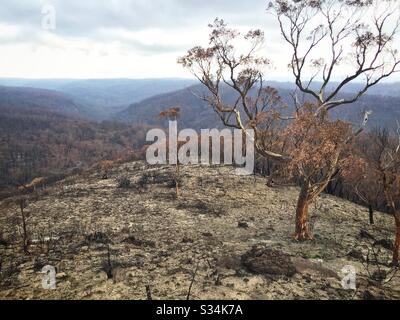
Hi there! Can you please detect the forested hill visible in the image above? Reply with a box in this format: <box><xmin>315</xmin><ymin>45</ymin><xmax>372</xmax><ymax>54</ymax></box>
<box><xmin>0</xmin><ymin>86</ymin><xmax>82</xmax><ymax>117</ymax></box>
<box><xmin>115</xmin><ymin>84</ymin><xmax>400</xmax><ymax>130</ymax></box>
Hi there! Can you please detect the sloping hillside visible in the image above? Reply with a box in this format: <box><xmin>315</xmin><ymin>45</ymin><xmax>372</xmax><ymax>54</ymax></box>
<box><xmin>0</xmin><ymin>162</ymin><xmax>398</xmax><ymax>299</ymax></box>
<box><xmin>116</xmin><ymin>84</ymin><xmax>400</xmax><ymax>130</ymax></box>
<box><xmin>57</xmin><ymin>78</ymin><xmax>196</xmax><ymax>109</ymax></box>
<box><xmin>115</xmin><ymin>85</ymin><xmax>222</xmax><ymax>130</ymax></box>
<box><xmin>0</xmin><ymin>86</ymin><xmax>82</xmax><ymax>117</ymax></box>
<box><xmin>0</xmin><ymin>106</ymin><xmax>150</xmax><ymax>190</ymax></box>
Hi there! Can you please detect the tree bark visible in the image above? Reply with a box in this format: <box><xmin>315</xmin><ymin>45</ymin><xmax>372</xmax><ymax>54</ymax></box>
<box><xmin>393</xmin><ymin>213</ymin><xmax>400</xmax><ymax>265</ymax></box>
<box><xmin>294</xmin><ymin>184</ymin><xmax>313</xmax><ymax>240</ymax></box>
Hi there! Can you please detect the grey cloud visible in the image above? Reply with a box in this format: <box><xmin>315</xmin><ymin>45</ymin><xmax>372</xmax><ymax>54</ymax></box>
<box><xmin>0</xmin><ymin>0</ymin><xmax>279</xmax><ymax>56</ymax></box>
<box><xmin>118</xmin><ymin>38</ymin><xmax>189</xmax><ymax>55</ymax></box>
<box><xmin>0</xmin><ymin>0</ymin><xmax>273</xmax><ymax>36</ymax></box>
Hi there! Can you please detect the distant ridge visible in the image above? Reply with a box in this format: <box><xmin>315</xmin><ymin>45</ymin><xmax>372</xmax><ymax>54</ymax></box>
<box><xmin>0</xmin><ymin>78</ymin><xmax>196</xmax><ymax>120</ymax></box>
<box><xmin>0</xmin><ymin>86</ymin><xmax>82</xmax><ymax>117</ymax></box>
<box><xmin>115</xmin><ymin>83</ymin><xmax>400</xmax><ymax>130</ymax></box>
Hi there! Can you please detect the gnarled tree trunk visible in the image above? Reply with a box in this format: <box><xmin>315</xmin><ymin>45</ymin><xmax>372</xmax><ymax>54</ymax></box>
<box><xmin>393</xmin><ymin>213</ymin><xmax>400</xmax><ymax>265</ymax></box>
<box><xmin>295</xmin><ymin>183</ymin><xmax>313</xmax><ymax>240</ymax></box>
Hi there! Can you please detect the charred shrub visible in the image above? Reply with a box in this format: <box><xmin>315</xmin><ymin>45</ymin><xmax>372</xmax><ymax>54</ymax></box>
<box><xmin>177</xmin><ymin>200</ymin><xmax>224</xmax><ymax>217</ymax></box>
<box><xmin>137</xmin><ymin>171</ymin><xmax>172</xmax><ymax>189</ymax></box>
<box><xmin>166</xmin><ymin>174</ymin><xmax>183</xmax><ymax>189</ymax></box>
<box><xmin>85</xmin><ymin>232</ymin><xmax>111</xmax><ymax>244</ymax></box>
<box><xmin>122</xmin><ymin>235</ymin><xmax>156</xmax><ymax>248</ymax></box>
<box><xmin>117</xmin><ymin>177</ymin><xmax>131</xmax><ymax>189</ymax></box>
<box><xmin>0</xmin><ymin>233</ymin><xmax>8</xmax><ymax>247</ymax></box>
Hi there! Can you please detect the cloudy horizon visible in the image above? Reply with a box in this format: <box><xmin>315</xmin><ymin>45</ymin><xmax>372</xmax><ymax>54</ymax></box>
<box><xmin>1</xmin><ymin>0</ymin><xmax>399</xmax><ymax>82</ymax></box>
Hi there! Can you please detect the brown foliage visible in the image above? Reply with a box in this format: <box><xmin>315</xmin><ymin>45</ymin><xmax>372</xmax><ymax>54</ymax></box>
<box><xmin>159</xmin><ymin>107</ymin><xmax>181</xmax><ymax>121</ymax></box>
<box><xmin>0</xmin><ymin>107</ymin><xmax>150</xmax><ymax>192</ymax></box>
<box><xmin>343</xmin><ymin>127</ymin><xmax>400</xmax><ymax>264</ymax></box>
<box><xmin>283</xmin><ymin>108</ymin><xmax>352</xmax><ymax>182</ymax></box>
<box><xmin>17</xmin><ymin>177</ymin><xmax>46</xmax><ymax>193</ymax></box>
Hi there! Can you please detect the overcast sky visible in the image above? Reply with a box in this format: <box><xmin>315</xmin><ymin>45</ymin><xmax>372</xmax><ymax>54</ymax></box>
<box><xmin>0</xmin><ymin>0</ymin><xmax>399</xmax><ymax>81</ymax></box>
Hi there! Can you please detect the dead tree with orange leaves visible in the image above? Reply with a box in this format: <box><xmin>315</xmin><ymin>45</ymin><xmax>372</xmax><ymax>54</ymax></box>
<box><xmin>268</xmin><ymin>0</ymin><xmax>400</xmax><ymax>239</ymax></box>
<box><xmin>281</xmin><ymin>105</ymin><xmax>355</xmax><ymax>239</ymax></box>
<box><xmin>179</xmin><ymin>0</ymin><xmax>400</xmax><ymax>240</ymax></box>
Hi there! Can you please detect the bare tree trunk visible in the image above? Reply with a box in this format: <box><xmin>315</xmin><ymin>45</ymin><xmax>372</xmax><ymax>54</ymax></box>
<box><xmin>175</xmin><ymin>162</ymin><xmax>180</xmax><ymax>198</ymax></box>
<box><xmin>19</xmin><ymin>201</ymin><xmax>29</xmax><ymax>254</ymax></box>
<box><xmin>294</xmin><ymin>184</ymin><xmax>313</xmax><ymax>240</ymax></box>
<box><xmin>145</xmin><ymin>285</ymin><xmax>152</xmax><ymax>300</ymax></box>
<box><xmin>369</xmin><ymin>205</ymin><xmax>374</xmax><ymax>225</ymax></box>
<box><xmin>393</xmin><ymin>213</ymin><xmax>400</xmax><ymax>265</ymax></box>
<box><xmin>383</xmin><ymin>175</ymin><xmax>399</xmax><ymax>265</ymax></box>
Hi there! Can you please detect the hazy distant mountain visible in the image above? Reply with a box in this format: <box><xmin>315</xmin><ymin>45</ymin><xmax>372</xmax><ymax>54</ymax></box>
<box><xmin>353</xmin><ymin>82</ymin><xmax>400</xmax><ymax>98</ymax></box>
<box><xmin>263</xmin><ymin>81</ymin><xmax>400</xmax><ymax>99</ymax></box>
<box><xmin>0</xmin><ymin>86</ymin><xmax>82</xmax><ymax>117</ymax></box>
<box><xmin>116</xmin><ymin>83</ymin><xmax>400</xmax><ymax>130</ymax></box>
<box><xmin>114</xmin><ymin>85</ymin><xmax>221</xmax><ymax>130</ymax></box>
<box><xmin>0</xmin><ymin>78</ymin><xmax>397</xmax><ymax>121</ymax></box>
<box><xmin>330</xmin><ymin>94</ymin><xmax>400</xmax><ymax>129</ymax></box>
<box><xmin>0</xmin><ymin>78</ymin><xmax>196</xmax><ymax>120</ymax></box>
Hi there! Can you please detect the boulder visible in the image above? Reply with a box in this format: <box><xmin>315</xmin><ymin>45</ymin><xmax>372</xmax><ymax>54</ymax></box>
<box><xmin>241</xmin><ymin>246</ymin><xmax>296</xmax><ymax>277</ymax></box>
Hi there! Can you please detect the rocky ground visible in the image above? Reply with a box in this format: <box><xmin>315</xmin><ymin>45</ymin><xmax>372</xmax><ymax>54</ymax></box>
<box><xmin>0</xmin><ymin>161</ymin><xmax>399</xmax><ymax>300</ymax></box>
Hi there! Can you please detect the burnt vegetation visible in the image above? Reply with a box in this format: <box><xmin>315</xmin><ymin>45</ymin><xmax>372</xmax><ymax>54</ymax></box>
<box><xmin>179</xmin><ymin>0</ymin><xmax>400</xmax><ymax>262</ymax></box>
<box><xmin>1</xmin><ymin>0</ymin><xmax>400</xmax><ymax>300</ymax></box>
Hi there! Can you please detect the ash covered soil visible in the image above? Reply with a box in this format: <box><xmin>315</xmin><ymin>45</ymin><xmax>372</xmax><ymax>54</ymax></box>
<box><xmin>0</xmin><ymin>162</ymin><xmax>399</xmax><ymax>300</ymax></box>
